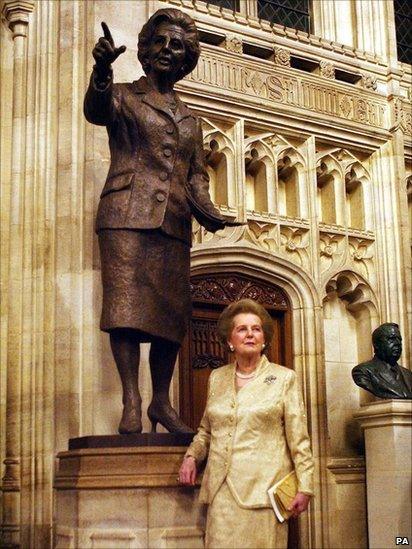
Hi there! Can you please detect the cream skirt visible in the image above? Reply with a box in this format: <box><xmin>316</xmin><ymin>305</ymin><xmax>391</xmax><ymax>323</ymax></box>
<box><xmin>205</xmin><ymin>481</ymin><xmax>288</xmax><ymax>549</ymax></box>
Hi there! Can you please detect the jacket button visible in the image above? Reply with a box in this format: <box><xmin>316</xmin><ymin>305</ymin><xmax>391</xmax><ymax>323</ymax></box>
<box><xmin>156</xmin><ymin>192</ymin><xmax>166</xmax><ymax>202</ymax></box>
<box><xmin>164</xmin><ymin>148</ymin><xmax>172</xmax><ymax>157</ymax></box>
<box><xmin>166</xmin><ymin>126</ymin><xmax>174</xmax><ymax>134</ymax></box>
<box><xmin>159</xmin><ymin>172</ymin><xmax>169</xmax><ymax>181</ymax></box>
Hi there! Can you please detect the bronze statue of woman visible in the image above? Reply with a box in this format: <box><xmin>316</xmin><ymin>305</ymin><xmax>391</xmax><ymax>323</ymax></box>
<box><xmin>84</xmin><ymin>9</ymin><xmax>235</xmax><ymax>434</ymax></box>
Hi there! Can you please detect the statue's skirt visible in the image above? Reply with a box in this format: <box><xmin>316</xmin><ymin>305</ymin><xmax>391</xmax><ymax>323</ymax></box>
<box><xmin>98</xmin><ymin>228</ymin><xmax>191</xmax><ymax>344</ymax></box>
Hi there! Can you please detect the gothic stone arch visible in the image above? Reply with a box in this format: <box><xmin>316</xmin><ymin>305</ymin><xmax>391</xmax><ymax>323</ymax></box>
<box><xmin>187</xmin><ymin>246</ymin><xmax>328</xmax><ymax>549</ymax></box>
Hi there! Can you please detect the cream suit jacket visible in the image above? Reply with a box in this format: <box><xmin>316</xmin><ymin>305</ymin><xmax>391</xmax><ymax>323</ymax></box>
<box><xmin>186</xmin><ymin>355</ymin><xmax>314</xmax><ymax>508</ymax></box>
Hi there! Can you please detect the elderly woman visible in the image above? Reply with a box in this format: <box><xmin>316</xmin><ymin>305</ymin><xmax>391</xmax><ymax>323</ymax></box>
<box><xmin>179</xmin><ymin>299</ymin><xmax>314</xmax><ymax>548</ymax></box>
<box><xmin>84</xmin><ymin>10</ymin><xmax>233</xmax><ymax>434</ymax></box>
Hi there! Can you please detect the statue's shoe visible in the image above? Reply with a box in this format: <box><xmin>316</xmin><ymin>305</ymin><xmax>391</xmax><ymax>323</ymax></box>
<box><xmin>147</xmin><ymin>401</ymin><xmax>195</xmax><ymax>434</ymax></box>
<box><xmin>118</xmin><ymin>405</ymin><xmax>142</xmax><ymax>434</ymax></box>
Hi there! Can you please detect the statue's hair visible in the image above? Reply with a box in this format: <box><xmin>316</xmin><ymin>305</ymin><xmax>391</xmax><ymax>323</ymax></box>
<box><xmin>372</xmin><ymin>322</ymin><xmax>400</xmax><ymax>349</ymax></box>
<box><xmin>216</xmin><ymin>299</ymin><xmax>274</xmax><ymax>349</ymax></box>
<box><xmin>137</xmin><ymin>8</ymin><xmax>200</xmax><ymax>80</ymax></box>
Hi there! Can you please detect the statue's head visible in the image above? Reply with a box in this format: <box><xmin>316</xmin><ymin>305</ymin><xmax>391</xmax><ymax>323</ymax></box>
<box><xmin>137</xmin><ymin>8</ymin><xmax>200</xmax><ymax>83</ymax></box>
<box><xmin>372</xmin><ymin>323</ymin><xmax>402</xmax><ymax>365</ymax></box>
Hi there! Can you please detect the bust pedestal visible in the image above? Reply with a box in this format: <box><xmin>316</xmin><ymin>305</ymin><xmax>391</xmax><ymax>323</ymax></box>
<box><xmin>54</xmin><ymin>439</ymin><xmax>206</xmax><ymax>548</ymax></box>
<box><xmin>354</xmin><ymin>400</ymin><xmax>412</xmax><ymax>549</ymax></box>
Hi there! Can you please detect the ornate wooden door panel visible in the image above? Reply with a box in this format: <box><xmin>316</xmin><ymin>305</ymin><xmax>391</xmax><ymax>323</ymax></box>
<box><xmin>179</xmin><ymin>273</ymin><xmax>292</xmax><ymax>429</ymax></box>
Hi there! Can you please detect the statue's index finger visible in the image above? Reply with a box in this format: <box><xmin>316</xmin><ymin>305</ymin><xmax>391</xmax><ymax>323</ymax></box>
<box><xmin>101</xmin><ymin>21</ymin><xmax>113</xmax><ymax>44</ymax></box>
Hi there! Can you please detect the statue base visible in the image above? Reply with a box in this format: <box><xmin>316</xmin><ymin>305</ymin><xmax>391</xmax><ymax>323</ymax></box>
<box><xmin>69</xmin><ymin>432</ymin><xmax>194</xmax><ymax>449</ymax></box>
<box><xmin>54</xmin><ymin>438</ymin><xmax>206</xmax><ymax>548</ymax></box>
<box><xmin>354</xmin><ymin>399</ymin><xmax>412</xmax><ymax>549</ymax></box>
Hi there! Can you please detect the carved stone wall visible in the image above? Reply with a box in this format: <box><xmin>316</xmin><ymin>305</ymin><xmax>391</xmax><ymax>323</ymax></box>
<box><xmin>1</xmin><ymin>0</ymin><xmax>411</xmax><ymax>547</ymax></box>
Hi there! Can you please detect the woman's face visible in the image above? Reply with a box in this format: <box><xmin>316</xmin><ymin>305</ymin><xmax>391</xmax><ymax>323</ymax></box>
<box><xmin>147</xmin><ymin>22</ymin><xmax>186</xmax><ymax>77</ymax></box>
<box><xmin>228</xmin><ymin>313</ymin><xmax>265</xmax><ymax>359</ymax></box>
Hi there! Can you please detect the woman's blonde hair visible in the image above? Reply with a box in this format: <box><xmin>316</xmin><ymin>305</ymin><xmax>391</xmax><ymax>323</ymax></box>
<box><xmin>216</xmin><ymin>299</ymin><xmax>273</xmax><ymax>348</ymax></box>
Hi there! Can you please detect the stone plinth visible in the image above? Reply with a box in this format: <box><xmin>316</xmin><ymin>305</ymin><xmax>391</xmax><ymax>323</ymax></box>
<box><xmin>354</xmin><ymin>400</ymin><xmax>412</xmax><ymax>549</ymax></box>
<box><xmin>54</xmin><ymin>446</ymin><xmax>206</xmax><ymax>548</ymax></box>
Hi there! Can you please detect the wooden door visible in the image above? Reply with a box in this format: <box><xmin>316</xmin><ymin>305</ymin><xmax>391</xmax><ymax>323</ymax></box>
<box><xmin>179</xmin><ymin>273</ymin><xmax>292</xmax><ymax>430</ymax></box>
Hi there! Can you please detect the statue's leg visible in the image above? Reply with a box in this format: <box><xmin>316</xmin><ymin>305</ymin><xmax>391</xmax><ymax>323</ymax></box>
<box><xmin>110</xmin><ymin>328</ymin><xmax>142</xmax><ymax>434</ymax></box>
<box><xmin>148</xmin><ymin>338</ymin><xmax>193</xmax><ymax>433</ymax></box>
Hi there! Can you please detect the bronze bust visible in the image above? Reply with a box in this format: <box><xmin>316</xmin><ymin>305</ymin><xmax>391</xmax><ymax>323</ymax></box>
<box><xmin>84</xmin><ymin>9</ymin><xmax>237</xmax><ymax>434</ymax></box>
<box><xmin>352</xmin><ymin>323</ymin><xmax>412</xmax><ymax>399</ymax></box>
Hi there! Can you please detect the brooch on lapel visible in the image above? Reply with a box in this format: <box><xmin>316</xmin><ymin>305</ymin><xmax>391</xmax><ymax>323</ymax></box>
<box><xmin>264</xmin><ymin>375</ymin><xmax>277</xmax><ymax>384</ymax></box>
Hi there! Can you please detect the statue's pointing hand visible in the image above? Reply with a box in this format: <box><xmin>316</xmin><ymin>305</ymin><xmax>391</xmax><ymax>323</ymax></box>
<box><xmin>93</xmin><ymin>22</ymin><xmax>126</xmax><ymax>73</ymax></box>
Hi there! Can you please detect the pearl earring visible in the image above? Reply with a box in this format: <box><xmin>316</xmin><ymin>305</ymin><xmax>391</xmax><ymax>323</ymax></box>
<box><xmin>262</xmin><ymin>343</ymin><xmax>266</xmax><ymax>349</ymax></box>
<box><xmin>229</xmin><ymin>343</ymin><xmax>234</xmax><ymax>352</ymax></box>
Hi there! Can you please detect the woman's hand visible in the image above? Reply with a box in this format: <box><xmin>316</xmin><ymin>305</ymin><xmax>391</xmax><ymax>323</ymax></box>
<box><xmin>287</xmin><ymin>492</ymin><xmax>311</xmax><ymax>518</ymax></box>
<box><xmin>179</xmin><ymin>456</ymin><xmax>197</xmax><ymax>486</ymax></box>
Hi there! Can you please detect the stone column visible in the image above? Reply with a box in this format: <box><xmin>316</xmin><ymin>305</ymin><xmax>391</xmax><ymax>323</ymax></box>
<box><xmin>1</xmin><ymin>3</ymin><xmax>35</xmax><ymax>546</ymax></box>
<box><xmin>355</xmin><ymin>0</ymin><xmax>398</xmax><ymax>62</ymax></box>
<box><xmin>354</xmin><ymin>400</ymin><xmax>412</xmax><ymax>549</ymax></box>
<box><xmin>371</xmin><ymin>130</ymin><xmax>411</xmax><ymax>364</ymax></box>
<box><xmin>312</xmin><ymin>0</ymin><xmax>355</xmax><ymax>47</ymax></box>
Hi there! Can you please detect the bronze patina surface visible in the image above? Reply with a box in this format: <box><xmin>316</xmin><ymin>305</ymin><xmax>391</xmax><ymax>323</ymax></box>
<box><xmin>84</xmin><ymin>10</ymin><xmax>237</xmax><ymax>435</ymax></box>
<box><xmin>352</xmin><ymin>323</ymin><xmax>412</xmax><ymax>399</ymax></box>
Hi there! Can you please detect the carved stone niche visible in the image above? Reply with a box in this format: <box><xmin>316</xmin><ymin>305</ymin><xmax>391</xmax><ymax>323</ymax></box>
<box><xmin>203</xmin><ymin>126</ymin><xmax>234</xmax><ymax>208</ymax></box>
<box><xmin>244</xmin><ymin>141</ymin><xmax>273</xmax><ymax>213</ymax></box>
<box><xmin>325</xmin><ymin>271</ymin><xmax>376</xmax><ymax>313</ymax></box>
<box><xmin>277</xmin><ymin>148</ymin><xmax>306</xmax><ymax>219</ymax></box>
<box><xmin>316</xmin><ymin>156</ymin><xmax>343</xmax><ymax>226</ymax></box>
<box><xmin>205</xmin><ymin>138</ymin><xmax>228</xmax><ymax>205</ymax></box>
<box><xmin>345</xmin><ymin>168</ymin><xmax>363</xmax><ymax>229</ymax></box>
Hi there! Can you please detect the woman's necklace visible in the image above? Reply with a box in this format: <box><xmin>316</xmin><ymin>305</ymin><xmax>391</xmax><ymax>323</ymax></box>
<box><xmin>235</xmin><ymin>369</ymin><xmax>256</xmax><ymax>379</ymax></box>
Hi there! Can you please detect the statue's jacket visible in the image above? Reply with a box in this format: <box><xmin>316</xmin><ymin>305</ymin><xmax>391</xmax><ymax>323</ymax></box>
<box><xmin>186</xmin><ymin>355</ymin><xmax>315</xmax><ymax>508</ymax></box>
<box><xmin>84</xmin><ymin>73</ymin><xmax>225</xmax><ymax>244</ymax></box>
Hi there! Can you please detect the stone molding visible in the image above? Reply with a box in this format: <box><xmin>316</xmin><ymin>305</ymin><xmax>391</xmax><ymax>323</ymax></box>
<box><xmin>55</xmin><ymin>525</ymin><xmax>204</xmax><ymax>549</ymax></box>
<box><xmin>184</xmin><ymin>45</ymin><xmax>387</xmax><ymax>131</ymax></box>
<box><xmin>327</xmin><ymin>457</ymin><xmax>366</xmax><ymax>484</ymax></box>
<box><xmin>353</xmin><ymin>399</ymin><xmax>412</xmax><ymax>429</ymax></box>
<box><xmin>55</xmin><ymin>447</ymin><xmax>197</xmax><ymax>489</ymax></box>
<box><xmin>164</xmin><ymin>0</ymin><xmax>389</xmax><ymax>67</ymax></box>
<box><xmin>1</xmin><ymin>457</ymin><xmax>20</xmax><ymax>491</ymax></box>
<box><xmin>1</xmin><ymin>0</ymin><xmax>35</xmax><ymax>36</ymax></box>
